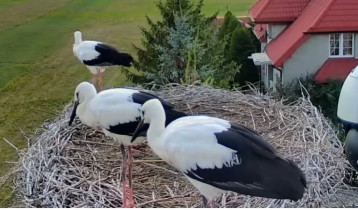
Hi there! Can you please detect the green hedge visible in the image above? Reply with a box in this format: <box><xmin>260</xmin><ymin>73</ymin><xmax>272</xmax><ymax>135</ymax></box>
<box><xmin>279</xmin><ymin>77</ymin><xmax>344</xmax><ymax>139</ymax></box>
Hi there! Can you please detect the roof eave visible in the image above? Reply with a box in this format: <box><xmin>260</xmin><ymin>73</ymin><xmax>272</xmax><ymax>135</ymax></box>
<box><xmin>305</xmin><ymin>28</ymin><xmax>358</xmax><ymax>34</ymax></box>
<box><xmin>253</xmin><ymin>18</ymin><xmax>295</xmax><ymax>24</ymax></box>
<box><xmin>267</xmin><ymin>35</ymin><xmax>310</xmax><ymax>68</ymax></box>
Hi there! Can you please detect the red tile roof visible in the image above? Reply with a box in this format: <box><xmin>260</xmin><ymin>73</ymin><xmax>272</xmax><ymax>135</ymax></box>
<box><xmin>314</xmin><ymin>58</ymin><xmax>358</xmax><ymax>83</ymax></box>
<box><xmin>249</xmin><ymin>0</ymin><xmax>310</xmax><ymax>23</ymax></box>
<box><xmin>307</xmin><ymin>0</ymin><xmax>358</xmax><ymax>33</ymax></box>
<box><xmin>265</xmin><ymin>0</ymin><xmax>332</xmax><ymax>67</ymax></box>
<box><xmin>257</xmin><ymin>0</ymin><xmax>358</xmax><ymax>67</ymax></box>
<box><xmin>253</xmin><ymin>24</ymin><xmax>267</xmax><ymax>43</ymax></box>
<box><xmin>249</xmin><ymin>0</ymin><xmax>268</xmax><ymax>21</ymax></box>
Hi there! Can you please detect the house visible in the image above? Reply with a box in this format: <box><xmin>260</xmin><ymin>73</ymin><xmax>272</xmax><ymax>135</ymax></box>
<box><xmin>248</xmin><ymin>0</ymin><xmax>358</xmax><ymax>90</ymax></box>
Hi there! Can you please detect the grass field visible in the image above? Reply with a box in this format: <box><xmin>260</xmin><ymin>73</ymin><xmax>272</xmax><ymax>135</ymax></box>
<box><xmin>0</xmin><ymin>0</ymin><xmax>255</xmax><ymax>206</ymax></box>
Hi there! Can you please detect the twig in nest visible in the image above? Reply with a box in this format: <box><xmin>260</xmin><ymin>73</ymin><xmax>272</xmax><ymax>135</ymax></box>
<box><xmin>13</xmin><ymin>84</ymin><xmax>358</xmax><ymax>208</ymax></box>
<box><xmin>139</xmin><ymin>162</ymin><xmax>179</xmax><ymax>175</ymax></box>
<box><xmin>136</xmin><ymin>194</ymin><xmax>191</xmax><ymax>207</ymax></box>
<box><xmin>133</xmin><ymin>159</ymin><xmax>165</xmax><ymax>163</ymax></box>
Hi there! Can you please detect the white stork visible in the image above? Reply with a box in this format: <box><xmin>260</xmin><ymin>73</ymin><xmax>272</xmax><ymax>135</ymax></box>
<box><xmin>68</xmin><ymin>82</ymin><xmax>186</xmax><ymax>207</ymax></box>
<box><xmin>72</xmin><ymin>31</ymin><xmax>133</xmax><ymax>90</ymax></box>
<box><xmin>131</xmin><ymin>99</ymin><xmax>307</xmax><ymax>207</ymax></box>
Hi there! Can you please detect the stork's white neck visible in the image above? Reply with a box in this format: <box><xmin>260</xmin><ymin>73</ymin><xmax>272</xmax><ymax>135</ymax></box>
<box><xmin>74</xmin><ymin>31</ymin><xmax>83</xmax><ymax>46</ymax></box>
<box><xmin>146</xmin><ymin>104</ymin><xmax>166</xmax><ymax>153</ymax></box>
<box><xmin>77</xmin><ymin>99</ymin><xmax>94</xmax><ymax>127</ymax></box>
<box><xmin>147</xmin><ymin>113</ymin><xmax>165</xmax><ymax>142</ymax></box>
<box><xmin>77</xmin><ymin>90</ymin><xmax>97</xmax><ymax>127</ymax></box>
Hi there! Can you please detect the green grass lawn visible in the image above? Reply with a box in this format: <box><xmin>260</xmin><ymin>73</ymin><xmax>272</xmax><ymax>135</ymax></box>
<box><xmin>0</xmin><ymin>0</ymin><xmax>255</xmax><ymax>206</ymax></box>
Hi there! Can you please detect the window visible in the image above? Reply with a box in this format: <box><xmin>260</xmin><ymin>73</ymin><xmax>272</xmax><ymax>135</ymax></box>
<box><xmin>329</xmin><ymin>33</ymin><xmax>354</xmax><ymax>57</ymax></box>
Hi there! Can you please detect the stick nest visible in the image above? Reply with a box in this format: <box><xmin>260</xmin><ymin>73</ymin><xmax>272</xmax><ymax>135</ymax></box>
<box><xmin>14</xmin><ymin>84</ymin><xmax>358</xmax><ymax>207</ymax></box>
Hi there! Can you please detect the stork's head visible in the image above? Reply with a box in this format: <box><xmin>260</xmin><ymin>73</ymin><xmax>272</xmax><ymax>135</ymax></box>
<box><xmin>142</xmin><ymin>99</ymin><xmax>165</xmax><ymax>124</ymax></box>
<box><xmin>131</xmin><ymin>99</ymin><xmax>165</xmax><ymax>142</ymax></box>
<box><xmin>69</xmin><ymin>82</ymin><xmax>97</xmax><ymax>126</ymax></box>
<box><xmin>74</xmin><ymin>31</ymin><xmax>82</xmax><ymax>46</ymax></box>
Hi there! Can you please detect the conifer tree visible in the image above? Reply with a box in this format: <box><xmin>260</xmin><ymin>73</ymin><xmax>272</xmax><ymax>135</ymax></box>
<box><xmin>218</xmin><ymin>11</ymin><xmax>260</xmax><ymax>88</ymax></box>
<box><xmin>132</xmin><ymin>0</ymin><xmax>215</xmax><ymax>83</ymax></box>
<box><xmin>131</xmin><ymin>0</ymin><xmax>239</xmax><ymax>88</ymax></box>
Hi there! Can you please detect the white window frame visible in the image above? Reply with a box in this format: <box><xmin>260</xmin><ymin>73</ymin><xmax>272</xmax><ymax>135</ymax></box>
<box><xmin>329</xmin><ymin>33</ymin><xmax>354</xmax><ymax>58</ymax></box>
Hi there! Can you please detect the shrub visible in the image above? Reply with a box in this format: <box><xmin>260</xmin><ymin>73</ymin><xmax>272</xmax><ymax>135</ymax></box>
<box><xmin>218</xmin><ymin>11</ymin><xmax>260</xmax><ymax>88</ymax></box>
<box><xmin>218</xmin><ymin>11</ymin><xmax>240</xmax><ymax>41</ymax></box>
<box><xmin>131</xmin><ymin>0</ymin><xmax>239</xmax><ymax>88</ymax></box>
<box><xmin>279</xmin><ymin>76</ymin><xmax>344</xmax><ymax>138</ymax></box>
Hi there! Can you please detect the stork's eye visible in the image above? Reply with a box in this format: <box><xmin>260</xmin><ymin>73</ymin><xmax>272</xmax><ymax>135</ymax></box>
<box><xmin>76</xmin><ymin>92</ymin><xmax>79</xmax><ymax>98</ymax></box>
<box><xmin>142</xmin><ymin>111</ymin><xmax>145</xmax><ymax>116</ymax></box>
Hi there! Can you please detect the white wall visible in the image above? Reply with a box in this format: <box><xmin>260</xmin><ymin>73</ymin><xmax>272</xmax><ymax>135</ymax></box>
<box><xmin>267</xmin><ymin>24</ymin><xmax>288</xmax><ymax>41</ymax></box>
<box><xmin>261</xmin><ymin>65</ymin><xmax>269</xmax><ymax>88</ymax></box>
<box><xmin>282</xmin><ymin>34</ymin><xmax>329</xmax><ymax>85</ymax></box>
<box><xmin>355</xmin><ymin>33</ymin><xmax>358</xmax><ymax>59</ymax></box>
<box><xmin>283</xmin><ymin>33</ymin><xmax>358</xmax><ymax>84</ymax></box>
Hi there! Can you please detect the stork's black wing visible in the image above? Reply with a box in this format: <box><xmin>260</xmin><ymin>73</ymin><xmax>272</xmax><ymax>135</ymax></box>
<box><xmin>185</xmin><ymin>123</ymin><xmax>306</xmax><ymax>201</ymax></box>
<box><xmin>132</xmin><ymin>91</ymin><xmax>186</xmax><ymax>125</ymax></box>
<box><xmin>132</xmin><ymin>91</ymin><xmax>174</xmax><ymax>109</ymax></box>
<box><xmin>83</xmin><ymin>43</ymin><xmax>121</xmax><ymax>66</ymax></box>
<box><xmin>107</xmin><ymin>120</ymin><xmax>148</xmax><ymax>137</ymax></box>
<box><xmin>107</xmin><ymin>90</ymin><xmax>186</xmax><ymax>137</ymax></box>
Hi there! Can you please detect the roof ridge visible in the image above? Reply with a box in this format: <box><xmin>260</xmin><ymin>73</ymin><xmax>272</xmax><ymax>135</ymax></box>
<box><xmin>307</xmin><ymin>0</ymin><xmax>335</xmax><ymax>32</ymax></box>
<box><xmin>249</xmin><ymin>0</ymin><xmax>261</xmax><ymax>12</ymax></box>
<box><xmin>256</xmin><ymin>0</ymin><xmax>269</xmax><ymax>20</ymax></box>
<box><xmin>296</xmin><ymin>0</ymin><xmax>311</xmax><ymax>17</ymax></box>
<box><xmin>250</xmin><ymin>0</ymin><xmax>269</xmax><ymax>20</ymax></box>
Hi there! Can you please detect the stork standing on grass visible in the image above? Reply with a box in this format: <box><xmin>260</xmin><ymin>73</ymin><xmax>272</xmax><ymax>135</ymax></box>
<box><xmin>131</xmin><ymin>99</ymin><xmax>307</xmax><ymax>207</ymax></box>
<box><xmin>68</xmin><ymin>82</ymin><xmax>186</xmax><ymax>208</ymax></box>
<box><xmin>72</xmin><ymin>31</ymin><xmax>133</xmax><ymax>90</ymax></box>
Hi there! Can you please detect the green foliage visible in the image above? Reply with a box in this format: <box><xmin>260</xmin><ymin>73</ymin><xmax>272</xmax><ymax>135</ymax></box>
<box><xmin>279</xmin><ymin>77</ymin><xmax>344</xmax><ymax>137</ymax></box>
<box><xmin>132</xmin><ymin>0</ymin><xmax>213</xmax><ymax>83</ymax></box>
<box><xmin>133</xmin><ymin>0</ymin><xmax>239</xmax><ymax>88</ymax></box>
<box><xmin>218</xmin><ymin>11</ymin><xmax>260</xmax><ymax>88</ymax></box>
<box><xmin>147</xmin><ymin>15</ymin><xmax>198</xmax><ymax>84</ymax></box>
<box><xmin>218</xmin><ymin>11</ymin><xmax>240</xmax><ymax>40</ymax></box>
<box><xmin>229</xmin><ymin>27</ymin><xmax>259</xmax><ymax>87</ymax></box>
<box><xmin>229</xmin><ymin>27</ymin><xmax>254</xmax><ymax>62</ymax></box>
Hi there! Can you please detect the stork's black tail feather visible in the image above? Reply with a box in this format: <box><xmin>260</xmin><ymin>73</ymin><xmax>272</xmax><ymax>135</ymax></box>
<box><xmin>270</xmin><ymin>158</ymin><xmax>307</xmax><ymax>201</ymax></box>
<box><xmin>288</xmin><ymin>159</ymin><xmax>307</xmax><ymax>189</ymax></box>
<box><xmin>116</xmin><ymin>52</ymin><xmax>133</xmax><ymax>67</ymax></box>
<box><xmin>165</xmin><ymin>109</ymin><xmax>187</xmax><ymax>126</ymax></box>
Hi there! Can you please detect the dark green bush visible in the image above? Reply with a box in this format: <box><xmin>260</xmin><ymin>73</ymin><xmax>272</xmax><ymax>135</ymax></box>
<box><xmin>218</xmin><ymin>11</ymin><xmax>240</xmax><ymax>41</ymax></box>
<box><xmin>218</xmin><ymin>11</ymin><xmax>260</xmax><ymax>88</ymax></box>
<box><xmin>279</xmin><ymin>76</ymin><xmax>344</xmax><ymax>139</ymax></box>
<box><xmin>228</xmin><ymin>27</ymin><xmax>259</xmax><ymax>87</ymax></box>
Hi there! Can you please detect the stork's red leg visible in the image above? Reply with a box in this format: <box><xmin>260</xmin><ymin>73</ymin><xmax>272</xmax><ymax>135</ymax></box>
<box><xmin>98</xmin><ymin>69</ymin><xmax>103</xmax><ymax>90</ymax></box>
<box><xmin>91</xmin><ymin>74</ymin><xmax>96</xmax><ymax>86</ymax></box>
<box><xmin>210</xmin><ymin>200</ymin><xmax>215</xmax><ymax>208</ymax></box>
<box><xmin>120</xmin><ymin>144</ymin><xmax>128</xmax><ymax>208</ymax></box>
<box><xmin>127</xmin><ymin>146</ymin><xmax>135</xmax><ymax>207</ymax></box>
